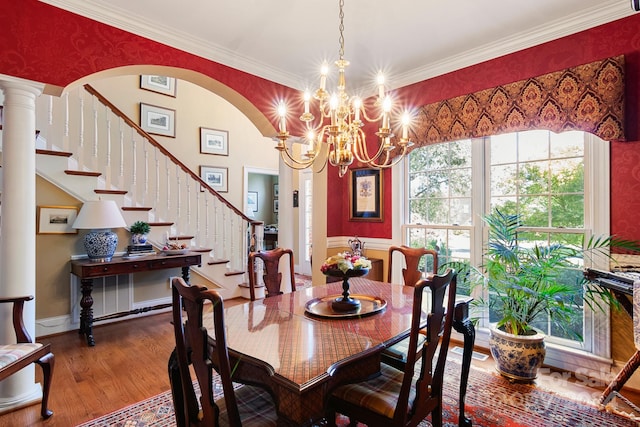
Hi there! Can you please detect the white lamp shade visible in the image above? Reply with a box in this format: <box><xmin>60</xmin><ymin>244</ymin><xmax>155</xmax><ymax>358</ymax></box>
<box><xmin>72</xmin><ymin>200</ymin><xmax>127</xmax><ymax>230</ymax></box>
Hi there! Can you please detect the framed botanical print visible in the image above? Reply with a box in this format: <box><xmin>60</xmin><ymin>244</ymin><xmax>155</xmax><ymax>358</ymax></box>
<box><xmin>140</xmin><ymin>75</ymin><xmax>177</xmax><ymax>97</ymax></box>
<box><xmin>37</xmin><ymin>205</ymin><xmax>79</xmax><ymax>234</ymax></box>
<box><xmin>349</xmin><ymin>168</ymin><xmax>383</xmax><ymax>221</ymax></box>
<box><xmin>247</xmin><ymin>191</ymin><xmax>258</xmax><ymax>212</ymax></box>
<box><xmin>140</xmin><ymin>103</ymin><xmax>175</xmax><ymax>137</ymax></box>
<box><xmin>200</xmin><ymin>127</ymin><xmax>229</xmax><ymax>156</ymax></box>
<box><xmin>200</xmin><ymin>166</ymin><xmax>228</xmax><ymax>193</ymax></box>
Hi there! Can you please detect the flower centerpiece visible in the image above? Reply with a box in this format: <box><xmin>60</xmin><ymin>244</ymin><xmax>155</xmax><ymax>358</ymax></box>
<box><xmin>321</xmin><ymin>252</ymin><xmax>372</xmax><ymax>277</ymax></box>
<box><xmin>321</xmin><ymin>253</ymin><xmax>372</xmax><ymax>312</ymax></box>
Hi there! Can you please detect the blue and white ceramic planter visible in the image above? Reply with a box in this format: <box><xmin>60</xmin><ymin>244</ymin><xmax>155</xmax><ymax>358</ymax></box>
<box><xmin>131</xmin><ymin>233</ymin><xmax>148</xmax><ymax>245</ymax></box>
<box><xmin>489</xmin><ymin>324</ymin><xmax>546</xmax><ymax>382</ymax></box>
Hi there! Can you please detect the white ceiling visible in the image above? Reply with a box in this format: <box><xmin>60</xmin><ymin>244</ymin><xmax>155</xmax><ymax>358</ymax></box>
<box><xmin>43</xmin><ymin>0</ymin><xmax>636</xmax><ymax>92</ymax></box>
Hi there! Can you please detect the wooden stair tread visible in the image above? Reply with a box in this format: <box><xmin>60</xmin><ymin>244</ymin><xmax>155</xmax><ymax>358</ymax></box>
<box><xmin>149</xmin><ymin>222</ymin><xmax>173</xmax><ymax>227</ymax></box>
<box><xmin>208</xmin><ymin>259</ymin><xmax>230</xmax><ymax>265</ymax></box>
<box><xmin>94</xmin><ymin>189</ymin><xmax>128</xmax><ymax>195</ymax></box>
<box><xmin>36</xmin><ymin>148</ymin><xmax>73</xmax><ymax>157</ymax></box>
<box><xmin>190</xmin><ymin>248</ymin><xmax>212</xmax><ymax>253</ymax></box>
<box><xmin>65</xmin><ymin>170</ymin><xmax>101</xmax><ymax>177</ymax></box>
<box><xmin>121</xmin><ymin>206</ymin><xmax>152</xmax><ymax>211</ymax></box>
<box><xmin>225</xmin><ymin>270</ymin><xmax>245</xmax><ymax>277</ymax></box>
<box><xmin>168</xmin><ymin>235</ymin><xmax>194</xmax><ymax>241</ymax></box>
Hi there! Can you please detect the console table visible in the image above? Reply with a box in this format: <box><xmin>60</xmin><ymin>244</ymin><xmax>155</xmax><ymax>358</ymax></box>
<box><xmin>70</xmin><ymin>252</ymin><xmax>202</xmax><ymax>346</ymax></box>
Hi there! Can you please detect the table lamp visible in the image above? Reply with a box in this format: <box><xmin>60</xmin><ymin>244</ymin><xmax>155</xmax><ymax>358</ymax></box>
<box><xmin>72</xmin><ymin>200</ymin><xmax>128</xmax><ymax>262</ymax></box>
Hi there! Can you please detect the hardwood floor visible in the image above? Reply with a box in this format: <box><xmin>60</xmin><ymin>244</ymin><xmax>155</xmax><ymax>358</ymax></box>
<box><xmin>2</xmin><ymin>300</ymin><xmax>640</xmax><ymax>426</ymax></box>
<box><xmin>2</xmin><ymin>309</ymin><xmax>181</xmax><ymax>427</ymax></box>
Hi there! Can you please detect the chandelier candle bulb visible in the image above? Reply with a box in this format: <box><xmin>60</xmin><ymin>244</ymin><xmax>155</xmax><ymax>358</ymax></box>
<box><xmin>402</xmin><ymin>113</ymin><xmax>410</xmax><ymax>139</ymax></box>
<box><xmin>377</xmin><ymin>73</ymin><xmax>385</xmax><ymax>99</ymax></box>
<box><xmin>304</xmin><ymin>91</ymin><xmax>310</xmax><ymax>114</ymax></box>
<box><xmin>278</xmin><ymin>103</ymin><xmax>287</xmax><ymax>133</ymax></box>
<box><xmin>320</xmin><ymin>64</ymin><xmax>328</xmax><ymax>91</ymax></box>
<box><xmin>353</xmin><ymin>98</ymin><xmax>361</xmax><ymax>122</ymax></box>
<box><xmin>330</xmin><ymin>94</ymin><xmax>338</xmax><ymax>125</ymax></box>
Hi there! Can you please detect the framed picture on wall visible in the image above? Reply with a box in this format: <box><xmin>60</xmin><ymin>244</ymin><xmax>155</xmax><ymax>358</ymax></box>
<box><xmin>349</xmin><ymin>168</ymin><xmax>383</xmax><ymax>221</ymax></box>
<box><xmin>274</xmin><ymin>199</ymin><xmax>279</xmax><ymax>213</ymax></box>
<box><xmin>247</xmin><ymin>191</ymin><xmax>258</xmax><ymax>212</ymax></box>
<box><xmin>37</xmin><ymin>205</ymin><xmax>79</xmax><ymax>234</ymax></box>
<box><xmin>200</xmin><ymin>127</ymin><xmax>229</xmax><ymax>156</ymax></box>
<box><xmin>140</xmin><ymin>75</ymin><xmax>177</xmax><ymax>97</ymax></box>
<box><xmin>200</xmin><ymin>166</ymin><xmax>228</xmax><ymax>193</ymax></box>
<box><xmin>140</xmin><ymin>103</ymin><xmax>175</xmax><ymax>137</ymax></box>
<box><xmin>273</xmin><ymin>183</ymin><xmax>279</xmax><ymax>199</ymax></box>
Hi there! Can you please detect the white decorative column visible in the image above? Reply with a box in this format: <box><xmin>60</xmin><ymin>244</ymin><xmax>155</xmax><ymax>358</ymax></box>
<box><xmin>311</xmin><ymin>167</ymin><xmax>328</xmax><ymax>286</ymax></box>
<box><xmin>0</xmin><ymin>76</ymin><xmax>44</xmax><ymax>413</ymax></box>
<box><xmin>278</xmin><ymin>157</ymin><xmax>294</xmax><ymax>291</ymax></box>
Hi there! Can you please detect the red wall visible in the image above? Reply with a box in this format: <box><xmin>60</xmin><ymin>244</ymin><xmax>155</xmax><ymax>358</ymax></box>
<box><xmin>2</xmin><ymin>1</ymin><xmax>640</xmax><ymax>242</ymax></box>
<box><xmin>0</xmin><ymin>0</ymin><xmax>298</xmax><ymax>130</ymax></box>
<box><xmin>328</xmin><ymin>13</ymin><xmax>640</xmax><ymax>242</ymax></box>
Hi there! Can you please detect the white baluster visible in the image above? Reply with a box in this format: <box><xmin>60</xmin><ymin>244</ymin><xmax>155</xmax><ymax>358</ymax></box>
<box><xmin>92</xmin><ymin>95</ymin><xmax>98</xmax><ymax>159</ymax></box>
<box><xmin>79</xmin><ymin>88</ymin><xmax>84</xmax><ymax>149</ymax></box>
<box><xmin>143</xmin><ymin>145</ymin><xmax>149</xmax><ymax>206</ymax></box>
<box><xmin>131</xmin><ymin>131</ymin><xmax>137</xmax><ymax>201</ymax></box>
<box><xmin>104</xmin><ymin>105</ymin><xmax>112</xmax><ymax>188</ymax></box>
<box><xmin>165</xmin><ymin>156</ymin><xmax>171</xmax><ymax>221</ymax></box>
<box><xmin>63</xmin><ymin>92</ymin><xmax>69</xmax><ymax>151</ymax></box>
<box><xmin>176</xmin><ymin>165</ymin><xmax>181</xmax><ymax>235</ymax></box>
<box><xmin>155</xmin><ymin>147</ymin><xmax>160</xmax><ymax>212</ymax></box>
<box><xmin>118</xmin><ymin>118</ymin><xmax>124</xmax><ymax>189</ymax></box>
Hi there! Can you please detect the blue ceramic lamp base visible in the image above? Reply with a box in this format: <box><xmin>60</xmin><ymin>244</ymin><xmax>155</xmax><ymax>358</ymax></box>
<box><xmin>84</xmin><ymin>229</ymin><xmax>118</xmax><ymax>262</ymax></box>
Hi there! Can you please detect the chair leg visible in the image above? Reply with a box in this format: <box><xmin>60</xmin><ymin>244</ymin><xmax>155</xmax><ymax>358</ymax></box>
<box><xmin>431</xmin><ymin>402</ymin><xmax>443</xmax><ymax>427</ymax></box>
<box><xmin>325</xmin><ymin>409</ymin><xmax>337</xmax><ymax>427</ymax></box>
<box><xmin>168</xmin><ymin>349</ymin><xmax>186</xmax><ymax>427</ymax></box>
<box><xmin>36</xmin><ymin>352</ymin><xmax>54</xmax><ymax>419</ymax></box>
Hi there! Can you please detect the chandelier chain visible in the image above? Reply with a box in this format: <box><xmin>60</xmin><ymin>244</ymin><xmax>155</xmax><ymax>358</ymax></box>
<box><xmin>338</xmin><ymin>0</ymin><xmax>345</xmax><ymax>61</ymax></box>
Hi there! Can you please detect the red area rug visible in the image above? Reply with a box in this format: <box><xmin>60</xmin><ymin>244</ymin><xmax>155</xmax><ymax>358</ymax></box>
<box><xmin>76</xmin><ymin>356</ymin><xmax>637</xmax><ymax>427</ymax></box>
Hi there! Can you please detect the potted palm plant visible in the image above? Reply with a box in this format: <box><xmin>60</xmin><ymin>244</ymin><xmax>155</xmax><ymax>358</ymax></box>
<box><xmin>463</xmin><ymin>209</ymin><xmax>640</xmax><ymax>381</ymax></box>
<box><xmin>129</xmin><ymin>220</ymin><xmax>151</xmax><ymax>246</ymax></box>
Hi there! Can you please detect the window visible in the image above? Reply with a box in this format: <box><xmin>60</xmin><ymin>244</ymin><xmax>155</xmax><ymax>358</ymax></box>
<box><xmin>405</xmin><ymin>130</ymin><xmax>608</xmax><ymax>351</ymax></box>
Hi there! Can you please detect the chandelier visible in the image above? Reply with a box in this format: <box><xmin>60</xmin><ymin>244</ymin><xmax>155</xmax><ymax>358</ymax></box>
<box><xmin>274</xmin><ymin>0</ymin><xmax>413</xmax><ymax>177</ymax></box>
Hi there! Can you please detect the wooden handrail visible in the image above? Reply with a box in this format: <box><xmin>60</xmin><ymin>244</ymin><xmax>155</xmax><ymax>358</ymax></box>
<box><xmin>83</xmin><ymin>84</ymin><xmax>252</xmax><ymax>223</ymax></box>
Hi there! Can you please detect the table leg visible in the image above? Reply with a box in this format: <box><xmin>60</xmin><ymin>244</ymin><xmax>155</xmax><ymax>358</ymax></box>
<box><xmin>453</xmin><ymin>299</ymin><xmax>475</xmax><ymax>427</ymax></box>
<box><xmin>79</xmin><ymin>278</ymin><xmax>95</xmax><ymax>346</ymax></box>
<box><xmin>181</xmin><ymin>266</ymin><xmax>191</xmax><ymax>284</ymax></box>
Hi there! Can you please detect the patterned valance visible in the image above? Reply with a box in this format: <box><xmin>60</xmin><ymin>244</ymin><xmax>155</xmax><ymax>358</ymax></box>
<box><xmin>409</xmin><ymin>55</ymin><xmax>625</xmax><ymax>152</ymax></box>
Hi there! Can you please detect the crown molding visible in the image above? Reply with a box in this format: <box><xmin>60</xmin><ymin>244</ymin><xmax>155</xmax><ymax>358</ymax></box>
<box><xmin>393</xmin><ymin>0</ymin><xmax>635</xmax><ymax>88</ymax></box>
<box><xmin>42</xmin><ymin>0</ymin><xmax>635</xmax><ymax>91</ymax></box>
<box><xmin>40</xmin><ymin>0</ymin><xmax>302</xmax><ymax>89</ymax></box>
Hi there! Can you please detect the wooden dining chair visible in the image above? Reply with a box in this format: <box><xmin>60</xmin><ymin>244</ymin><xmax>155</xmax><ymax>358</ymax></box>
<box><xmin>387</xmin><ymin>245</ymin><xmax>439</xmax><ymax>286</ymax></box>
<box><xmin>382</xmin><ymin>245</ymin><xmax>439</xmax><ymax>370</ymax></box>
<box><xmin>325</xmin><ymin>269</ymin><xmax>457</xmax><ymax>427</ymax></box>
<box><xmin>248</xmin><ymin>247</ymin><xmax>295</xmax><ymax>301</ymax></box>
<box><xmin>169</xmin><ymin>277</ymin><xmax>278</xmax><ymax>427</ymax></box>
<box><xmin>0</xmin><ymin>295</ymin><xmax>54</xmax><ymax>419</ymax></box>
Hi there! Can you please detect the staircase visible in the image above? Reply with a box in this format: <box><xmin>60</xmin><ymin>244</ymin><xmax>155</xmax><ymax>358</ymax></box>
<box><xmin>27</xmin><ymin>84</ymin><xmax>262</xmax><ymax>300</ymax></box>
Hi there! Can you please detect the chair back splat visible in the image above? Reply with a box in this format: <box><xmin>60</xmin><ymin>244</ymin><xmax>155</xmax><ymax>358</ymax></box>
<box><xmin>248</xmin><ymin>247</ymin><xmax>295</xmax><ymax>301</ymax></box>
<box><xmin>388</xmin><ymin>245</ymin><xmax>438</xmax><ymax>286</ymax></box>
<box><xmin>326</xmin><ymin>269</ymin><xmax>457</xmax><ymax>427</ymax></box>
<box><xmin>169</xmin><ymin>277</ymin><xmax>278</xmax><ymax>426</ymax></box>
